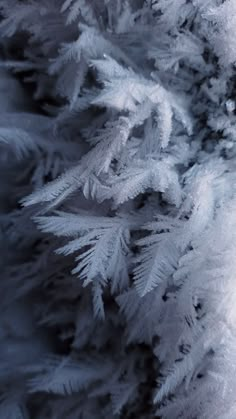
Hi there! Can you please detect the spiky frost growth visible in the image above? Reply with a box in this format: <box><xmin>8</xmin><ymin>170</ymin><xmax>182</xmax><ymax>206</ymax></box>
<box><xmin>1</xmin><ymin>1</ymin><xmax>236</xmax><ymax>418</ymax></box>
